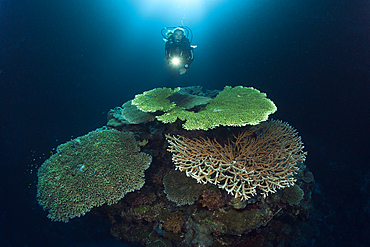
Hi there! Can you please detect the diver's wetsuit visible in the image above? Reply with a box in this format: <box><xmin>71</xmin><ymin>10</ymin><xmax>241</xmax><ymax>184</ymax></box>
<box><xmin>165</xmin><ymin>35</ymin><xmax>194</xmax><ymax>69</ymax></box>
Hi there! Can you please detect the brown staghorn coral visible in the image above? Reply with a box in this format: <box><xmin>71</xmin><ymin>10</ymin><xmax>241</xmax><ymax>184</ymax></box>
<box><xmin>37</xmin><ymin>128</ymin><xmax>152</xmax><ymax>222</ymax></box>
<box><xmin>166</xmin><ymin>120</ymin><xmax>307</xmax><ymax>201</ymax></box>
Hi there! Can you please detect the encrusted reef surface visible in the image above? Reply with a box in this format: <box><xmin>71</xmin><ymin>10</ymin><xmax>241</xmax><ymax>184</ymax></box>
<box><xmin>92</xmin><ymin>120</ymin><xmax>314</xmax><ymax>247</ymax></box>
<box><xmin>38</xmin><ymin>86</ymin><xmax>314</xmax><ymax>246</ymax></box>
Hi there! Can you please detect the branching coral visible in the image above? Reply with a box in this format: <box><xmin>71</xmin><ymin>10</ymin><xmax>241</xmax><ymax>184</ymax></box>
<box><xmin>166</xmin><ymin>120</ymin><xmax>307</xmax><ymax>200</ymax></box>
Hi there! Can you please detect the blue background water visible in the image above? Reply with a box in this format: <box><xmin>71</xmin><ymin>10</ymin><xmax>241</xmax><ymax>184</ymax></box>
<box><xmin>1</xmin><ymin>0</ymin><xmax>369</xmax><ymax>246</ymax></box>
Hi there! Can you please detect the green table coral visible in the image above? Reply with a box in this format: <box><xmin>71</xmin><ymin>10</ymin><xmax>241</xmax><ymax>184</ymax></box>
<box><xmin>36</xmin><ymin>128</ymin><xmax>152</xmax><ymax>222</ymax></box>
<box><xmin>158</xmin><ymin>86</ymin><xmax>277</xmax><ymax>130</ymax></box>
<box><xmin>131</xmin><ymin>86</ymin><xmax>277</xmax><ymax>130</ymax></box>
<box><xmin>132</xmin><ymin>87</ymin><xmax>180</xmax><ymax>112</ymax></box>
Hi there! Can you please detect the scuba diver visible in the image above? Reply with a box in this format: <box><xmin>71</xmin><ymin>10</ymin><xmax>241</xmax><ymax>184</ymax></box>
<box><xmin>162</xmin><ymin>26</ymin><xmax>196</xmax><ymax>75</ymax></box>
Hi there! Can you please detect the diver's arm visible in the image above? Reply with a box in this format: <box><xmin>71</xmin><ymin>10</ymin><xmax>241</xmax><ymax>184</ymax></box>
<box><xmin>165</xmin><ymin>42</ymin><xmax>171</xmax><ymax>60</ymax></box>
<box><xmin>178</xmin><ymin>49</ymin><xmax>193</xmax><ymax>75</ymax></box>
<box><xmin>186</xmin><ymin>49</ymin><xmax>194</xmax><ymax>65</ymax></box>
<box><xmin>182</xmin><ymin>46</ymin><xmax>194</xmax><ymax>69</ymax></box>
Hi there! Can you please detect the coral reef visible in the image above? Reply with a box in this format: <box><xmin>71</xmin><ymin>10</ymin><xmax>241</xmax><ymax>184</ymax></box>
<box><xmin>199</xmin><ymin>189</ymin><xmax>224</xmax><ymax>211</ymax></box>
<box><xmin>110</xmin><ymin>86</ymin><xmax>212</xmax><ymax>127</ymax></box>
<box><xmin>36</xmin><ymin>128</ymin><xmax>151</xmax><ymax>222</ymax></box>
<box><xmin>157</xmin><ymin>86</ymin><xmax>277</xmax><ymax>130</ymax></box>
<box><xmin>132</xmin><ymin>87</ymin><xmax>180</xmax><ymax>112</ymax></box>
<box><xmin>177</xmin><ymin>85</ymin><xmax>204</xmax><ymax>95</ymax></box>
<box><xmin>166</xmin><ymin>119</ymin><xmax>307</xmax><ymax>200</ymax></box>
<box><xmin>282</xmin><ymin>184</ymin><xmax>305</xmax><ymax>206</ymax></box>
<box><xmin>38</xmin><ymin>85</ymin><xmax>315</xmax><ymax>246</ymax></box>
<box><xmin>167</xmin><ymin>89</ymin><xmax>211</xmax><ymax>109</ymax></box>
<box><xmin>128</xmin><ymin>86</ymin><xmax>277</xmax><ymax>130</ymax></box>
<box><xmin>302</xmin><ymin>170</ymin><xmax>315</xmax><ymax>183</ymax></box>
<box><xmin>163</xmin><ymin>170</ymin><xmax>210</xmax><ymax>206</ymax></box>
<box><xmin>187</xmin><ymin>219</ymin><xmax>215</xmax><ymax>246</ymax></box>
<box><xmin>121</xmin><ymin>100</ymin><xmax>157</xmax><ymax>124</ymax></box>
<box><xmin>163</xmin><ymin>214</ymin><xmax>184</xmax><ymax>234</ymax></box>
<box><xmin>184</xmin><ymin>85</ymin><xmax>277</xmax><ymax>128</ymax></box>
<box><xmin>106</xmin><ymin>106</ymin><xmax>128</xmax><ymax>127</ymax></box>
<box><xmin>107</xmin><ymin>100</ymin><xmax>157</xmax><ymax>127</ymax></box>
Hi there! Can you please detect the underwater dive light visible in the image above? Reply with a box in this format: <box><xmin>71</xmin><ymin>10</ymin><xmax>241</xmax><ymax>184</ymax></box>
<box><xmin>171</xmin><ymin>57</ymin><xmax>181</xmax><ymax>66</ymax></box>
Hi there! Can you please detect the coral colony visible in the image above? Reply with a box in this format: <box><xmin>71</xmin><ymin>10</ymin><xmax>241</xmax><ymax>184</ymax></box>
<box><xmin>37</xmin><ymin>86</ymin><xmax>313</xmax><ymax>246</ymax></box>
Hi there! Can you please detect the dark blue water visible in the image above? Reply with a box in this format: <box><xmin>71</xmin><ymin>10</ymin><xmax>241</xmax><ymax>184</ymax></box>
<box><xmin>1</xmin><ymin>0</ymin><xmax>369</xmax><ymax>246</ymax></box>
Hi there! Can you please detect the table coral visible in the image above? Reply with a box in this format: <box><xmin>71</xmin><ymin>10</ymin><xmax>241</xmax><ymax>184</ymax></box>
<box><xmin>36</xmin><ymin>128</ymin><xmax>152</xmax><ymax>222</ymax></box>
<box><xmin>128</xmin><ymin>86</ymin><xmax>277</xmax><ymax>130</ymax></box>
<box><xmin>132</xmin><ymin>87</ymin><xmax>180</xmax><ymax>112</ymax></box>
<box><xmin>158</xmin><ymin>86</ymin><xmax>277</xmax><ymax>130</ymax></box>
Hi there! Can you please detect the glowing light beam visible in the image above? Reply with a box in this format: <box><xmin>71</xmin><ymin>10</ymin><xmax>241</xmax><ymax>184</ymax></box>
<box><xmin>171</xmin><ymin>57</ymin><xmax>181</xmax><ymax>66</ymax></box>
<box><xmin>127</xmin><ymin>0</ymin><xmax>226</xmax><ymax>24</ymax></box>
